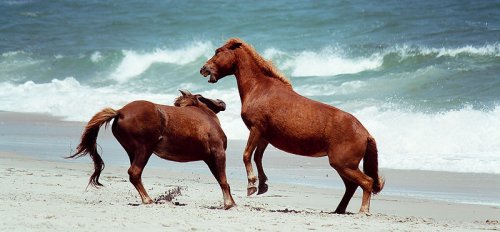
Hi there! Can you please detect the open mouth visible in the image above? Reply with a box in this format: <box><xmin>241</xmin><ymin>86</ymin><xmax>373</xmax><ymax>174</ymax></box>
<box><xmin>208</xmin><ymin>76</ymin><xmax>217</xmax><ymax>83</ymax></box>
<box><xmin>200</xmin><ymin>67</ymin><xmax>217</xmax><ymax>83</ymax></box>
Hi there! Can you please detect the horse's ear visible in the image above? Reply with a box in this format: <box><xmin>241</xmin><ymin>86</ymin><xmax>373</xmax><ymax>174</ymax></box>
<box><xmin>179</xmin><ymin>89</ymin><xmax>192</xmax><ymax>97</ymax></box>
<box><xmin>229</xmin><ymin>42</ymin><xmax>242</xmax><ymax>50</ymax></box>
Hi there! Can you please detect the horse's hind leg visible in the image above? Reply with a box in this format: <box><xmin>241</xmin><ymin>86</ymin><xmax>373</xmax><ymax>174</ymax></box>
<box><xmin>333</xmin><ymin>167</ymin><xmax>373</xmax><ymax>214</ymax></box>
<box><xmin>334</xmin><ymin>175</ymin><xmax>358</xmax><ymax>214</ymax></box>
<box><xmin>328</xmin><ymin>151</ymin><xmax>373</xmax><ymax>215</ymax></box>
<box><xmin>254</xmin><ymin>139</ymin><xmax>269</xmax><ymax>195</ymax></box>
<box><xmin>204</xmin><ymin>152</ymin><xmax>235</xmax><ymax>209</ymax></box>
<box><xmin>128</xmin><ymin>147</ymin><xmax>154</xmax><ymax>204</ymax></box>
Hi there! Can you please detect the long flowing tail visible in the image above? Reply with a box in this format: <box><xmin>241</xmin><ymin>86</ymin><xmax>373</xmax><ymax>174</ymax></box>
<box><xmin>363</xmin><ymin>136</ymin><xmax>385</xmax><ymax>194</ymax></box>
<box><xmin>66</xmin><ymin>108</ymin><xmax>118</xmax><ymax>188</ymax></box>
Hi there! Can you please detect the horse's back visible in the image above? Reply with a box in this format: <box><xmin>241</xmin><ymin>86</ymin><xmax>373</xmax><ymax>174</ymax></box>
<box><xmin>113</xmin><ymin>101</ymin><xmax>225</xmax><ymax>161</ymax></box>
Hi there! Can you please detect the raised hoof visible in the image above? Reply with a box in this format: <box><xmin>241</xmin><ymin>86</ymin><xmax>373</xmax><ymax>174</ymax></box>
<box><xmin>257</xmin><ymin>183</ymin><xmax>268</xmax><ymax>195</ymax></box>
<box><xmin>247</xmin><ymin>186</ymin><xmax>257</xmax><ymax>196</ymax></box>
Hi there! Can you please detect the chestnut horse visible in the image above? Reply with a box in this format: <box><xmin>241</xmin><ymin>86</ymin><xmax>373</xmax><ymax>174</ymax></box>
<box><xmin>67</xmin><ymin>90</ymin><xmax>236</xmax><ymax>209</ymax></box>
<box><xmin>200</xmin><ymin>38</ymin><xmax>384</xmax><ymax>214</ymax></box>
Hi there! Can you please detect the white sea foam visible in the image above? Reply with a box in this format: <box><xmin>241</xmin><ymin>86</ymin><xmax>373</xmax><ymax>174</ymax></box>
<box><xmin>0</xmin><ymin>78</ymin><xmax>177</xmax><ymax>121</ymax></box>
<box><xmin>294</xmin><ymin>80</ymin><xmax>367</xmax><ymax>96</ymax></box>
<box><xmin>263</xmin><ymin>48</ymin><xmax>286</xmax><ymax>60</ymax></box>
<box><xmin>263</xmin><ymin>47</ymin><xmax>383</xmax><ymax>77</ymax></box>
<box><xmin>109</xmin><ymin>41</ymin><xmax>213</xmax><ymax>83</ymax></box>
<box><xmin>425</xmin><ymin>44</ymin><xmax>500</xmax><ymax>57</ymax></box>
<box><xmin>282</xmin><ymin>49</ymin><xmax>383</xmax><ymax>77</ymax></box>
<box><xmin>262</xmin><ymin>43</ymin><xmax>499</xmax><ymax>78</ymax></box>
<box><xmin>90</xmin><ymin>51</ymin><xmax>103</xmax><ymax>63</ymax></box>
<box><xmin>391</xmin><ymin>43</ymin><xmax>500</xmax><ymax>59</ymax></box>
<box><xmin>0</xmin><ymin>78</ymin><xmax>248</xmax><ymax>141</ymax></box>
<box><xmin>355</xmin><ymin>105</ymin><xmax>500</xmax><ymax>174</ymax></box>
<box><xmin>2</xmin><ymin>51</ymin><xmax>25</xmax><ymax>57</ymax></box>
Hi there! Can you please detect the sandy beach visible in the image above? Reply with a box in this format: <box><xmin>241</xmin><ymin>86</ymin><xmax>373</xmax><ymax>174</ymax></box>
<box><xmin>0</xmin><ymin>111</ymin><xmax>499</xmax><ymax>231</ymax></box>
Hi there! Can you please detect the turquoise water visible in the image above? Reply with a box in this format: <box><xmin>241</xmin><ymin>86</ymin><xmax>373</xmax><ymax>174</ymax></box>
<box><xmin>1</xmin><ymin>0</ymin><xmax>500</xmax><ymax>174</ymax></box>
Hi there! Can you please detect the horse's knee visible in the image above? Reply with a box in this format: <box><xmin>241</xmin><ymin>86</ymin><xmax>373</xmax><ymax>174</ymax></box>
<box><xmin>359</xmin><ymin>177</ymin><xmax>374</xmax><ymax>192</ymax></box>
<box><xmin>243</xmin><ymin>154</ymin><xmax>252</xmax><ymax>163</ymax></box>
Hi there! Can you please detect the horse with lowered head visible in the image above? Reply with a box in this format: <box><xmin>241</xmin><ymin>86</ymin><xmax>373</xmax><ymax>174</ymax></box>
<box><xmin>67</xmin><ymin>90</ymin><xmax>236</xmax><ymax>209</ymax></box>
<box><xmin>200</xmin><ymin>38</ymin><xmax>384</xmax><ymax>214</ymax></box>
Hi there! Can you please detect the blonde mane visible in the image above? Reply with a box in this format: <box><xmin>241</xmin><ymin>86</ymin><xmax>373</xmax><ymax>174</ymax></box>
<box><xmin>227</xmin><ymin>38</ymin><xmax>292</xmax><ymax>88</ymax></box>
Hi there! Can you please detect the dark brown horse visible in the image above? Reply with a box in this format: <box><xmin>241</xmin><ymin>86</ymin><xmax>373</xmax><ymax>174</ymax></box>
<box><xmin>200</xmin><ymin>38</ymin><xmax>384</xmax><ymax>214</ymax></box>
<box><xmin>67</xmin><ymin>90</ymin><xmax>236</xmax><ymax>209</ymax></box>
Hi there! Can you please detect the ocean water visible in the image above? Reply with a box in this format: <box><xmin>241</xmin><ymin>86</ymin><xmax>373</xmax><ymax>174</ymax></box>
<box><xmin>1</xmin><ymin>1</ymin><xmax>500</xmax><ymax>175</ymax></box>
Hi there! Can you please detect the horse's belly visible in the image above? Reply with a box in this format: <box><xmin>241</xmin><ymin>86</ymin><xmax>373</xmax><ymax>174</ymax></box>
<box><xmin>154</xmin><ymin>140</ymin><xmax>208</xmax><ymax>162</ymax></box>
<box><xmin>260</xmin><ymin>118</ymin><xmax>328</xmax><ymax>157</ymax></box>
<box><xmin>266</xmin><ymin>136</ymin><xmax>327</xmax><ymax>157</ymax></box>
<box><xmin>154</xmin><ymin>150</ymin><xmax>201</xmax><ymax>162</ymax></box>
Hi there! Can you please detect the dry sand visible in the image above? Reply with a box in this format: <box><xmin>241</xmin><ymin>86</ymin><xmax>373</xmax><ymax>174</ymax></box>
<box><xmin>1</xmin><ymin>152</ymin><xmax>499</xmax><ymax>232</ymax></box>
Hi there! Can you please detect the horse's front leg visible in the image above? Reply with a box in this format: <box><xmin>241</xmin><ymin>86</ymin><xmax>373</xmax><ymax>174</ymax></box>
<box><xmin>243</xmin><ymin>128</ymin><xmax>262</xmax><ymax>196</ymax></box>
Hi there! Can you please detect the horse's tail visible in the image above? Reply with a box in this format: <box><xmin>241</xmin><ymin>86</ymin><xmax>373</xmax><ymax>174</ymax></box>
<box><xmin>363</xmin><ymin>136</ymin><xmax>385</xmax><ymax>194</ymax></box>
<box><xmin>66</xmin><ymin>108</ymin><xmax>118</xmax><ymax>188</ymax></box>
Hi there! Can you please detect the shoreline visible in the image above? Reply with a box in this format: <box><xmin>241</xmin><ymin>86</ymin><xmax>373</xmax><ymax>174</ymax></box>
<box><xmin>1</xmin><ymin>111</ymin><xmax>500</xmax><ymax>230</ymax></box>
<box><xmin>1</xmin><ymin>110</ymin><xmax>499</xmax><ymax>207</ymax></box>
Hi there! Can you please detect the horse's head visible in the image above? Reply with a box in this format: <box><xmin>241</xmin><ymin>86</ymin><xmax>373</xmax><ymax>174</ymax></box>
<box><xmin>174</xmin><ymin>90</ymin><xmax>226</xmax><ymax>114</ymax></box>
<box><xmin>200</xmin><ymin>38</ymin><xmax>242</xmax><ymax>83</ymax></box>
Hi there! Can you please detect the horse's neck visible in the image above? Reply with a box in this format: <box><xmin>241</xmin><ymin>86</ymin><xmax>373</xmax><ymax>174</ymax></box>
<box><xmin>234</xmin><ymin>53</ymin><xmax>278</xmax><ymax>104</ymax></box>
<box><xmin>234</xmin><ymin>58</ymin><xmax>266</xmax><ymax>105</ymax></box>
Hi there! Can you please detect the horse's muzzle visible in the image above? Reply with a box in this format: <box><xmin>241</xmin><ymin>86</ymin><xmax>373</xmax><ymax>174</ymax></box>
<box><xmin>200</xmin><ymin>65</ymin><xmax>218</xmax><ymax>83</ymax></box>
<box><xmin>216</xmin><ymin>99</ymin><xmax>226</xmax><ymax>111</ymax></box>
<box><xmin>200</xmin><ymin>66</ymin><xmax>210</xmax><ymax>77</ymax></box>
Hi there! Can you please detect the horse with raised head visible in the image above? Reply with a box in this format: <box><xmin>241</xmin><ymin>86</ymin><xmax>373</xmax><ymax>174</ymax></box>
<box><xmin>67</xmin><ymin>90</ymin><xmax>236</xmax><ymax>209</ymax></box>
<box><xmin>200</xmin><ymin>38</ymin><xmax>384</xmax><ymax>214</ymax></box>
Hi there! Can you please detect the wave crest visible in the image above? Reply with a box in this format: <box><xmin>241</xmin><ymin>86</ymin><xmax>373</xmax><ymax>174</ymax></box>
<box><xmin>109</xmin><ymin>41</ymin><xmax>213</xmax><ymax>83</ymax></box>
<box><xmin>262</xmin><ymin>43</ymin><xmax>499</xmax><ymax>78</ymax></box>
<box><xmin>356</xmin><ymin>105</ymin><xmax>500</xmax><ymax>174</ymax></box>
<box><xmin>264</xmin><ymin>47</ymin><xmax>383</xmax><ymax>77</ymax></box>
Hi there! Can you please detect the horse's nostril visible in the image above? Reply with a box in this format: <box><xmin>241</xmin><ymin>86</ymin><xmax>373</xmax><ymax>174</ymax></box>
<box><xmin>200</xmin><ymin>66</ymin><xmax>211</xmax><ymax>77</ymax></box>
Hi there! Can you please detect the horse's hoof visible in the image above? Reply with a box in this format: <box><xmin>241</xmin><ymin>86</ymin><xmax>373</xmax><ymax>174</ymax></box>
<box><xmin>247</xmin><ymin>187</ymin><xmax>257</xmax><ymax>196</ymax></box>
<box><xmin>143</xmin><ymin>198</ymin><xmax>154</xmax><ymax>204</ymax></box>
<box><xmin>224</xmin><ymin>203</ymin><xmax>236</xmax><ymax>210</ymax></box>
<box><xmin>257</xmin><ymin>183</ymin><xmax>268</xmax><ymax>195</ymax></box>
<box><xmin>358</xmin><ymin>210</ymin><xmax>371</xmax><ymax>216</ymax></box>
